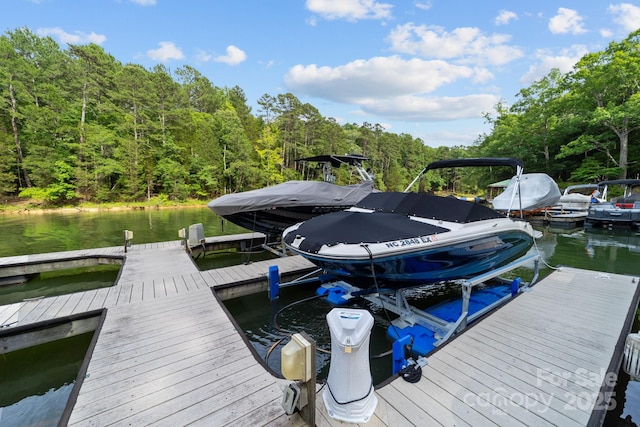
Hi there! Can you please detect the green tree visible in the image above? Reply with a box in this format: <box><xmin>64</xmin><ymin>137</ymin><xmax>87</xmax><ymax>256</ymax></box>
<box><xmin>175</xmin><ymin>65</ymin><xmax>225</xmax><ymax>114</ymax></box>
<box><xmin>67</xmin><ymin>43</ymin><xmax>121</xmax><ymax>198</ymax></box>
<box><xmin>510</xmin><ymin>69</ymin><xmax>566</xmax><ymax>174</ymax></box>
<box><xmin>255</xmin><ymin>125</ymin><xmax>283</xmax><ymax>185</ymax></box>
<box><xmin>565</xmin><ymin>29</ymin><xmax>640</xmax><ymax>178</ymax></box>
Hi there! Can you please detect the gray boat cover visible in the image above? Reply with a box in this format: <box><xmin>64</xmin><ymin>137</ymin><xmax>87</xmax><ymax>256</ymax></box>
<box><xmin>207</xmin><ymin>180</ymin><xmax>375</xmax><ymax>216</ymax></box>
<box><xmin>492</xmin><ymin>173</ymin><xmax>561</xmax><ymax>212</ymax></box>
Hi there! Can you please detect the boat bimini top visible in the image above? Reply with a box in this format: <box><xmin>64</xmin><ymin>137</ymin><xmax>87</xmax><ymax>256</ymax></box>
<box><xmin>403</xmin><ymin>157</ymin><xmax>525</xmax><ymax>216</ymax></box>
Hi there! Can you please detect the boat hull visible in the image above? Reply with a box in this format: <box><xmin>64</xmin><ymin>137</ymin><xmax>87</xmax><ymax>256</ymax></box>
<box><xmin>286</xmin><ymin>229</ymin><xmax>533</xmax><ymax>288</ymax></box>
<box><xmin>219</xmin><ymin>204</ymin><xmax>354</xmax><ymax>238</ymax></box>
<box><xmin>585</xmin><ymin>202</ymin><xmax>640</xmax><ymax>229</ymax></box>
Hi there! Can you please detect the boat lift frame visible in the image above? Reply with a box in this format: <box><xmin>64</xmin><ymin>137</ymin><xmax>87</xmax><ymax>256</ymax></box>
<box><xmin>371</xmin><ymin>253</ymin><xmax>540</xmax><ymax>349</ymax></box>
<box><xmin>270</xmin><ymin>253</ymin><xmax>540</xmax><ymax>350</ymax></box>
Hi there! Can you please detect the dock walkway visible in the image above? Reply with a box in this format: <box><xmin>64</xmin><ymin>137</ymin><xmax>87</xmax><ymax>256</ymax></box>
<box><xmin>0</xmin><ymin>238</ymin><xmax>638</xmax><ymax>426</ymax></box>
<box><xmin>363</xmin><ymin>267</ymin><xmax>640</xmax><ymax>427</ymax></box>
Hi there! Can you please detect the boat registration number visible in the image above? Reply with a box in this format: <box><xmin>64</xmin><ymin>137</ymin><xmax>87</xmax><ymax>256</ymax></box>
<box><xmin>385</xmin><ymin>236</ymin><xmax>436</xmax><ymax>248</ymax></box>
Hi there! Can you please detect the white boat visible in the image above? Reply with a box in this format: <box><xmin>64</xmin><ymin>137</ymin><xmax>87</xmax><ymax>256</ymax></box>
<box><xmin>282</xmin><ymin>158</ymin><xmax>536</xmax><ymax>289</ymax></box>
<box><xmin>492</xmin><ymin>173</ymin><xmax>561</xmax><ymax>213</ymax></box>
<box><xmin>555</xmin><ymin>183</ymin><xmax>607</xmax><ymax>211</ymax></box>
<box><xmin>542</xmin><ymin>183</ymin><xmax>607</xmax><ymax>228</ymax></box>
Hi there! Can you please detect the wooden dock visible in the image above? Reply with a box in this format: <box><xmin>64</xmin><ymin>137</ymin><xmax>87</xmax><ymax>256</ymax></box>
<box><xmin>363</xmin><ymin>267</ymin><xmax>640</xmax><ymax>427</ymax></box>
<box><xmin>1</xmin><ymin>237</ymin><xmax>638</xmax><ymax>426</ymax></box>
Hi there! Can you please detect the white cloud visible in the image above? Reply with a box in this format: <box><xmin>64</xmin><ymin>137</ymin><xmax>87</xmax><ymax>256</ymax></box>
<box><xmin>418</xmin><ymin>128</ymin><xmax>487</xmax><ymax>147</ymax></box>
<box><xmin>387</xmin><ymin>23</ymin><xmax>523</xmax><ymax>66</ymax></box>
<box><xmin>548</xmin><ymin>8</ymin><xmax>587</xmax><ymax>35</ymax></box>
<box><xmin>285</xmin><ymin>56</ymin><xmax>478</xmax><ymax>102</ymax></box>
<box><xmin>129</xmin><ymin>0</ymin><xmax>156</xmax><ymax>5</ymax></box>
<box><xmin>214</xmin><ymin>45</ymin><xmax>247</xmax><ymax>65</ymax></box>
<box><xmin>495</xmin><ymin>10</ymin><xmax>517</xmax><ymax>26</ymax></box>
<box><xmin>306</xmin><ymin>0</ymin><xmax>393</xmax><ymax>21</ymax></box>
<box><xmin>359</xmin><ymin>94</ymin><xmax>499</xmax><ymax>121</ymax></box>
<box><xmin>600</xmin><ymin>28</ymin><xmax>614</xmax><ymax>38</ymax></box>
<box><xmin>414</xmin><ymin>1</ymin><xmax>431</xmax><ymax>11</ymax></box>
<box><xmin>194</xmin><ymin>49</ymin><xmax>212</xmax><ymax>62</ymax></box>
<box><xmin>36</xmin><ymin>27</ymin><xmax>106</xmax><ymax>45</ymax></box>
<box><xmin>147</xmin><ymin>41</ymin><xmax>184</xmax><ymax>61</ymax></box>
<box><xmin>259</xmin><ymin>59</ymin><xmax>276</xmax><ymax>69</ymax></box>
<box><xmin>608</xmin><ymin>3</ymin><xmax>640</xmax><ymax>33</ymax></box>
<box><xmin>520</xmin><ymin>45</ymin><xmax>589</xmax><ymax>84</ymax></box>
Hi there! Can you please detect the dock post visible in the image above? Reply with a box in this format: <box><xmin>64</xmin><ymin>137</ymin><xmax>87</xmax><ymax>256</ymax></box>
<box><xmin>268</xmin><ymin>265</ymin><xmax>280</xmax><ymax>300</ymax></box>
<box><xmin>123</xmin><ymin>230</ymin><xmax>133</xmax><ymax>253</ymax></box>
<box><xmin>178</xmin><ymin>228</ymin><xmax>187</xmax><ymax>248</ymax></box>
<box><xmin>623</xmin><ymin>333</ymin><xmax>640</xmax><ymax>379</ymax></box>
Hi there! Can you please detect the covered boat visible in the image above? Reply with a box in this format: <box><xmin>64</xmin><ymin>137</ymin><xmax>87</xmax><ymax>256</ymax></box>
<box><xmin>283</xmin><ymin>158</ymin><xmax>536</xmax><ymax>289</ymax></box>
<box><xmin>492</xmin><ymin>173</ymin><xmax>561</xmax><ymax>213</ymax></box>
<box><xmin>207</xmin><ymin>154</ymin><xmax>374</xmax><ymax>239</ymax></box>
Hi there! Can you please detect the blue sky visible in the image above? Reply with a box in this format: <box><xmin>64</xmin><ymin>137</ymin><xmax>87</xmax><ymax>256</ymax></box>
<box><xmin>4</xmin><ymin>1</ymin><xmax>640</xmax><ymax>148</ymax></box>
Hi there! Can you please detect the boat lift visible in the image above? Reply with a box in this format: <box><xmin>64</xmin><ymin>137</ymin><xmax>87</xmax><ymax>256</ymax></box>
<box><xmin>268</xmin><ymin>253</ymin><xmax>540</xmax><ymax>359</ymax></box>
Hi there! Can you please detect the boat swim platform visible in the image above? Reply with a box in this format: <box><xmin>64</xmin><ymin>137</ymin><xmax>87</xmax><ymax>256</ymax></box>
<box><xmin>0</xmin><ymin>237</ymin><xmax>637</xmax><ymax>426</ymax></box>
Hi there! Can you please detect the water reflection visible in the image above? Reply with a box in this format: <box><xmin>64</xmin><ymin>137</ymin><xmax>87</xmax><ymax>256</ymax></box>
<box><xmin>0</xmin><ymin>332</ymin><xmax>94</xmax><ymax>427</ymax></box>
<box><xmin>544</xmin><ymin>227</ymin><xmax>640</xmax><ymax>276</ymax></box>
<box><xmin>0</xmin><ymin>206</ymin><xmax>247</xmax><ymax>257</ymax></box>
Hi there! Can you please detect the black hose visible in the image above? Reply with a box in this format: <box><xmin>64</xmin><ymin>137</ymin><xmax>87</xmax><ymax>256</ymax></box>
<box><xmin>272</xmin><ymin>294</ymin><xmax>325</xmax><ymax>334</ymax></box>
<box><xmin>398</xmin><ymin>363</ymin><xmax>422</xmax><ymax>383</ymax></box>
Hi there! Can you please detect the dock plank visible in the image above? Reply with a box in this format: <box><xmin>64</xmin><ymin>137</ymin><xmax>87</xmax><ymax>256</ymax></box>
<box><xmin>67</xmin><ymin>286</ymin><xmax>295</xmax><ymax>427</ymax></box>
<box><xmin>55</xmin><ymin>292</ymin><xmax>86</xmax><ymax>318</ymax></box>
<box><xmin>16</xmin><ymin>297</ymin><xmax>56</xmax><ymax>325</ymax></box>
<box><xmin>86</xmin><ymin>287</ymin><xmax>111</xmax><ymax>311</ymax></box>
<box><xmin>439</xmin><ymin>338</ymin><xmax>588</xmax><ymax>425</ymax></box>
<box><xmin>376</xmin><ymin>379</ymin><xmax>470</xmax><ymax>426</ymax></box>
<box><xmin>402</xmin><ymin>266</ymin><xmax>639</xmax><ymax>425</ymax></box>
<box><xmin>431</xmin><ymin>350</ymin><xmax>584</xmax><ymax>426</ymax></box>
<box><xmin>0</xmin><ymin>302</ymin><xmax>21</xmax><ymax>327</ymax></box>
<box><xmin>73</xmin><ymin>290</ymin><xmax>99</xmax><ymax>314</ymax></box>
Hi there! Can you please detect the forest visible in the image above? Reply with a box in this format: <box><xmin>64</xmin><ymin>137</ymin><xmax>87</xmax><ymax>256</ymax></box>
<box><xmin>1</xmin><ymin>27</ymin><xmax>640</xmax><ymax>206</ymax></box>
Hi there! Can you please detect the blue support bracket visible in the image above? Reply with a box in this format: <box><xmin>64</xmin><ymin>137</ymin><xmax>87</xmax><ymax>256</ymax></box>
<box><xmin>392</xmin><ymin>335</ymin><xmax>412</xmax><ymax>375</ymax></box>
<box><xmin>268</xmin><ymin>265</ymin><xmax>280</xmax><ymax>300</ymax></box>
<box><xmin>511</xmin><ymin>277</ymin><xmax>521</xmax><ymax>296</ymax></box>
<box><xmin>316</xmin><ymin>283</ymin><xmax>351</xmax><ymax>305</ymax></box>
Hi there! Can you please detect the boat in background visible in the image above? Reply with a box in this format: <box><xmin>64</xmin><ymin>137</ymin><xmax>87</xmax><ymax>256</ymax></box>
<box><xmin>207</xmin><ymin>154</ymin><xmax>375</xmax><ymax>240</ymax></box>
<box><xmin>491</xmin><ymin>173</ymin><xmax>561</xmax><ymax>214</ymax></box>
<box><xmin>283</xmin><ymin>158</ymin><xmax>536</xmax><ymax>289</ymax></box>
<box><xmin>586</xmin><ymin>179</ymin><xmax>640</xmax><ymax>229</ymax></box>
<box><xmin>542</xmin><ymin>183</ymin><xmax>607</xmax><ymax>229</ymax></box>
<box><xmin>556</xmin><ymin>183</ymin><xmax>607</xmax><ymax>211</ymax></box>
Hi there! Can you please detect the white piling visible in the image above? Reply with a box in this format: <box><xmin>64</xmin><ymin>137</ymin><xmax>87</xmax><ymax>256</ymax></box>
<box><xmin>623</xmin><ymin>333</ymin><xmax>640</xmax><ymax>380</ymax></box>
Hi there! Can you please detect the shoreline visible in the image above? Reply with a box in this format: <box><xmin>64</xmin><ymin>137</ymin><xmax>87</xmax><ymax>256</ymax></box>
<box><xmin>0</xmin><ymin>202</ymin><xmax>207</xmax><ymax>215</ymax></box>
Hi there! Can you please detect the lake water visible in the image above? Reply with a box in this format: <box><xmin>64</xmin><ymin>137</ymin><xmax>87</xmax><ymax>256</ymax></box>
<box><xmin>0</xmin><ymin>208</ymin><xmax>638</xmax><ymax>425</ymax></box>
<box><xmin>0</xmin><ymin>206</ymin><xmax>247</xmax><ymax>256</ymax></box>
